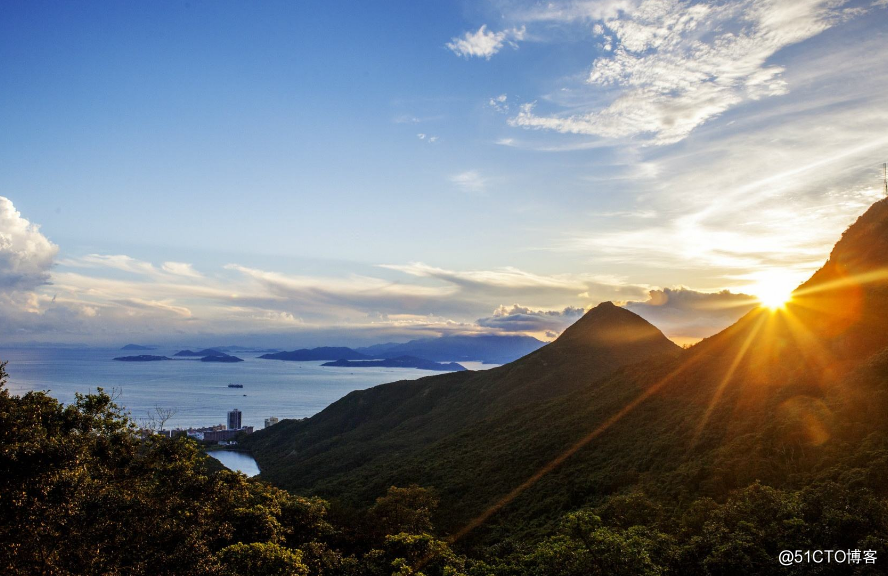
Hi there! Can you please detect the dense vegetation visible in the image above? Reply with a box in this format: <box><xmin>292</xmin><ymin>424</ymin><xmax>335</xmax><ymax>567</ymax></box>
<box><xmin>244</xmin><ymin>302</ymin><xmax>680</xmax><ymax>508</ymax></box>
<box><xmin>3</xmin><ymin>358</ymin><xmax>887</xmax><ymax>575</ymax></box>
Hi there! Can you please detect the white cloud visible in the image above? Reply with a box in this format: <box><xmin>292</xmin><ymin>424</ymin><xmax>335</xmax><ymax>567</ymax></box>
<box><xmin>450</xmin><ymin>170</ymin><xmax>488</xmax><ymax>193</ymax></box>
<box><xmin>476</xmin><ymin>304</ymin><xmax>585</xmax><ymax>334</ymax></box>
<box><xmin>624</xmin><ymin>288</ymin><xmax>757</xmax><ymax>341</ymax></box>
<box><xmin>489</xmin><ymin>94</ymin><xmax>509</xmax><ymax>113</ymax></box>
<box><xmin>0</xmin><ymin>197</ymin><xmax>58</xmax><ymax>291</ymax></box>
<box><xmin>68</xmin><ymin>254</ymin><xmax>159</xmax><ymax>275</ymax></box>
<box><xmin>161</xmin><ymin>261</ymin><xmax>202</xmax><ymax>278</ymax></box>
<box><xmin>446</xmin><ymin>25</ymin><xmax>526</xmax><ymax>59</ymax></box>
<box><xmin>512</xmin><ymin>0</ymin><xmax>639</xmax><ymax>23</ymax></box>
<box><xmin>556</xmin><ymin>67</ymin><xmax>888</xmax><ymax>280</ymax></box>
<box><xmin>507</xmin><ymin>0</ymin><xmax>864</xmax><ymax>144</ymax></box>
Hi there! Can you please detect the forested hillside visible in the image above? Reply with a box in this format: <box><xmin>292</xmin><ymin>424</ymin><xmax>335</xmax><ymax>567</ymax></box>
<box><xmin>244</xmin><ymin>197</ymin><xmax>888</xmax><ymax>554</ymax></box>
<box><xmin>244</xmin><ymin>303</ymin><xmax>681</xmax><ymax>502</ymax></box>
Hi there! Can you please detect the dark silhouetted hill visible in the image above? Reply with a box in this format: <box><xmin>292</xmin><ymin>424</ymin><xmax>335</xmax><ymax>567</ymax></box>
<box><xmin>174</xmin><ymin>348</ymin><xmax>225</xmax><ymax>357</ymax></box>
<box><xmin>113</xmin><ymin>355</ymin><xmax>170</xmax><ymax>362</ymax></box>
<box><xmin>244</xmin><ymin>302</ymin><xmax>680</xmax><ymax>523</ymax></box>
<box><xmin>259</xmin><ymin>347</ymin><xmax>370</xmax><ymax>361</ymax></box>
<box><xmin>200</xmin><ymin>354</ymin><xmax>244</xmax><ymax>363</ymax></box>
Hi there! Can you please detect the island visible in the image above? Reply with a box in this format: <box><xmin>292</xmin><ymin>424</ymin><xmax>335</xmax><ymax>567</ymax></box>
<box><xmin>200</xmin><ymin>354</ymin><xmax>244</xmax><ymax>363</ymax></box>
<box><xmin>321</xmin><ymin>355</ymin><xmax>467</xmax><ymax>372</ymax></box>
<box><xmin>113</xmin><ymin>355</ymin><xmax>171</xmax><ymax>362</ymax></box>
<box><xmin>259</xmin><ymin>347</ymin><xmax>370</xmax><ymax>361</ymax></box>
<box><xmin>174</xmin><ymin>348</ymin><xmax>225</xmax><ymax>357</ymax></box>
<box><xmin>120</xmin><ymin>344</ymin><xmax>155</xmax><ymax>351</ymax></box>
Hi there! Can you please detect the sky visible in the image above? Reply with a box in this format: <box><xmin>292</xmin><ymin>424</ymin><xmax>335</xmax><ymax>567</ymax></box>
<box><xmin>2</xmin><ymin>0</ymin><xmax>888</xmax><ymax>347</ymax></box>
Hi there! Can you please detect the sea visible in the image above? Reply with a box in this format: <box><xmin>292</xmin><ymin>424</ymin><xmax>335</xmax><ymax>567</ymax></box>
<box><xmin>0</xmin><ymin>346</ymin><xmax>493</xmax><ymax>431</ymax></box>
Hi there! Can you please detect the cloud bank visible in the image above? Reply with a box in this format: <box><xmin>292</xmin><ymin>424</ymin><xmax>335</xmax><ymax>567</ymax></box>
<box><xmin>0</xmin><ymin>199</ymin><xmax>659</xmax><ymax>344</ymax></box>
<box><xmin>461</xmin><ymin>0</ymin><xmax>868</xmax><ymax>144</ymax></box>
<box><xmin>476</xmin><ymin>304</ymin><xmax>585</xmax><ymax>335</ymax></box>
<box><xmin>625</xmin><ymin>287</ymin><xmax>758</xmax><ymax>343</ymax></box>
<box><xmin>0</xmin><ymin>197</ymin><xmax>58</xmax><ymax>291</ymax></box>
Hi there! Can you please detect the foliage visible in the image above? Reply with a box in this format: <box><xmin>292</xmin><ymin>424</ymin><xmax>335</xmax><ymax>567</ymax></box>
<box><xmin>0</xmin><ymin>367</ymin><xmax>335</xmax><ymax>576</ymax></box>
<box><xmin>3</xmin><ymin>357</ymin><xmax>888</xmax><ymax>575</ymax></box>
<box><xmin>370</xmin><ymin>485</ymin><xmax>439</xmax><ymax>536</ymax></box>
<box><xmin>216</xmin><ymin>542</ymin><xmax>308</xmax><ymax>576</ymax></box>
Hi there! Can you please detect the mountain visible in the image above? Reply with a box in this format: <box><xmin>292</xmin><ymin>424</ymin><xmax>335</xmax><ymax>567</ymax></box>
<box><xmin>244</xmin><ymin>302</ymin><xmax>680</xmax><ymax>521</ymax></box>
<box><xmin>244</xmin><ymin>197</ymin><xmax>888</xmax><ymax>544</ymax></box>
<box><xmin>322</xmin><ymin>356</ymin><xmax>467</xmax><ymax>371</ymax></box>
<box><xmin>174</xmin><ymin>348</ymin><xmax>225</xmax><ymax>357</ymax></box>
<box><xmin>113</xmin><ymin>355</ymin><xmax>170</xmax><ymax>362</ymax></box>
<box><xmin>120</xmin><ymin>344</ymin><xmax>155</xmax><ymax>351</ymax></box>
<box><xmin>258</xmin><ymin>347</ymin><xmax>370</xmax><ymax>361</ymax></box>
<box><xmin>356</xmin><ymin>334</ymin><xmax>545</xmax><ymax>364</ymax></box>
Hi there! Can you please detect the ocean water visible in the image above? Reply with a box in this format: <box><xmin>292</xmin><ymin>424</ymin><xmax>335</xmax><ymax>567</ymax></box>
<box><xmin>209</xmin><ymin>450</ymin><xmax>261</xmax><ymax>476</ymax></box>
<box><xmin>0</xmin><ymin>347</ymin><xmax>492</xmax><ymax>430</ymax></box>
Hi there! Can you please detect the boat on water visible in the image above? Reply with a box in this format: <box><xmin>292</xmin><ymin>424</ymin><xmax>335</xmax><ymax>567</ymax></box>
<box><xmin>227</xmin><ymin>383</ymin><xmax>243</xmax><ymax>388</ymax></box>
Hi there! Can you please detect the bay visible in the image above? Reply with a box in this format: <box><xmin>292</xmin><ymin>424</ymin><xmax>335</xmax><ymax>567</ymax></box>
<box><xmin>0</xmin><ymin>347</ymin><xmax>493</xmax><ymax>430</ymax></box>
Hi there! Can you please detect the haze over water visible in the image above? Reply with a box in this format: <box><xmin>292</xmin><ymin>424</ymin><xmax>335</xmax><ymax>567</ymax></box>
<box><xmin>0</xmin><ymin>347</ymin><xmax>492</xmax><ymax>430</ymax></box>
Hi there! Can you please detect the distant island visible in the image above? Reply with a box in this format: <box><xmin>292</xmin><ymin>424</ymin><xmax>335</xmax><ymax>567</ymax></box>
<box><xmin>260</xmin><ymin>347</ymin><xmax>370</xmax><ymax>361</ymax></box>
<box><xmin>322</xmin><ymin>355</ymin><xmax>467</xmax><ymax>372</ymax></box>
<box><xmin>174</xmin><ymin>348</ymin><xmax>225</xmax><ymax>357</ymax></box>
<box><xmin>257</xmin><ymin>336</ymin><xmax>545</xmax><ymax>365</ymax></box>
<box><xmin>120</xmin><ymin>344</ymin><xmax>156</xmax><ymax>351</ymax></box>
<box><xmin>113</xmin><ymin>355</ymin><xmax>170</xmax><ymax>362</ymax></box>
<box><xmin>200</xmin><ymin>354</ymin><xmax>244</xmax><ymax>363</ymax></box>
<box><xmin>355</xmin><ymin>334</ymin><xmax>545</xmax><ymax>364</ymax></box>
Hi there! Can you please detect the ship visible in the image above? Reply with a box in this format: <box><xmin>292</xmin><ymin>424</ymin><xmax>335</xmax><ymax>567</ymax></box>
<box><xmin>227</xmin><ymin>383</ymin><xmax>243</xmax><ymax>388</ymax></box>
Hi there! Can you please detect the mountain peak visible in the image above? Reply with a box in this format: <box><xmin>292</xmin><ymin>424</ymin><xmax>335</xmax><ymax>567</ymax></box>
<box><xmin>552</xmin><ymin>300</ymin><xmax>677</xmax><ymax>353</ymax></box>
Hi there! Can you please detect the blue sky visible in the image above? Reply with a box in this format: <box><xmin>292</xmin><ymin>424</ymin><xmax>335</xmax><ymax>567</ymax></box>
<box><xmin>2</xmin><ymin>0</ymin><xmax>888</xmax><ymax>346</ymax></box>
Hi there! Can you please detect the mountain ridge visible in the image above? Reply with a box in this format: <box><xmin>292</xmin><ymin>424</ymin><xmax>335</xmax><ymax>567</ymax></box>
<box><xmin>245</xmin><ymin>197</ymin><xmax>888</xmax><ymax>543</ymax></box>
<box><xmin>244</xmin><ymin>302</ymin><xmax>681</xmax><ymax>505</ymax></box>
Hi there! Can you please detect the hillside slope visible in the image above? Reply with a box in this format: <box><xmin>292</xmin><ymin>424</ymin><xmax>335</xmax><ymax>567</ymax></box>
<box><xmin>246</xmin><ymin>197</ymin><xmax>888</xmax><ymax>543</ymax></box>
<box><xmin>245</xmin><ymin>304</ymin><xmax>680</xmax><ymax>494</ymax></box>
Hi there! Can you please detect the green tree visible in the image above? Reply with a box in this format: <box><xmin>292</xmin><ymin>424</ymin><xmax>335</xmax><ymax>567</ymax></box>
<box><xmin>0</xmin><ymin>362</ymin><xmax>341</xmax><ymax>576</ymax></box>
<box><xmin>370</xmin><ymin>485</ymin><xmax>439</xmax><ymax>536</ymax></box>
<box><xmin>217</xmin><ymin>542</ymin><xmax>308</xmax><ymax>576</ymax></box>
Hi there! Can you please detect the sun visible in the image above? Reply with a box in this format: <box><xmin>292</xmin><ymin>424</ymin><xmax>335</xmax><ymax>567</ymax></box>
<box><xmin>751</xmin><ymin>274</ymin><xmax>796</xmax><ymax>310</ymax></box>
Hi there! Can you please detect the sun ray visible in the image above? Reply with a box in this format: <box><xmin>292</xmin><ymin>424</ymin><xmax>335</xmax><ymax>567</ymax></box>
<box><xmin>434</xmin><ymin>265</ymin><xmax>888</xmax><ymax>551</ymax></box>
<box><xmin>780</xmin><ymin>305</ymin><xmax>838</xmax><ymax>375</ymax></box>
<box><xmin>690</xmin><ymin>311</ymin><xmax>768</xmax><ymax>448</ymax></box>
<box><xmin>445</xmin><ymin>355</ymin><xmax>706</xmax><ymax>545</ymax></box>
<box><xmin>793</xmin><ymin>268</ymin><xmax>888</xmax><ymax>297</ymax></box>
